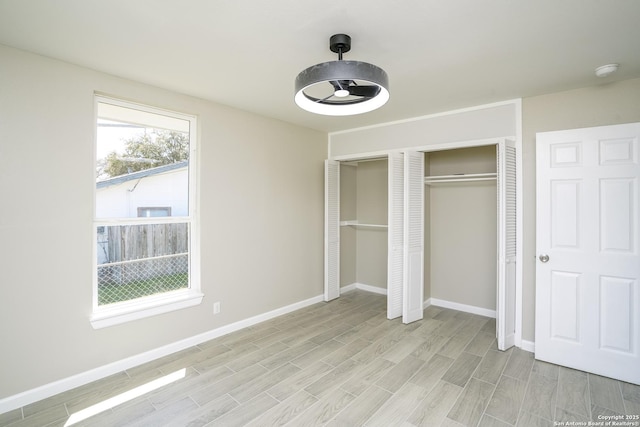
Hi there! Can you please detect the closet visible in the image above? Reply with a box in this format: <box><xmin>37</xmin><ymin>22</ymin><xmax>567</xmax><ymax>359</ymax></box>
<box><xmin>330</xmin><ymin>147</ymin><xmax>499</xmax><ymax>317</ymax></box>
<box><xmin>325</xmin><ymin>139</ymin><xmax>516</xmax><ymax>349</ymax></box>
<box><xmin>424</xmin><ymin>146</ymin><xmax>498</xmax><ymax>316</ymax></box>
<box><xmin>326</xmin><ymin>154</ymin><xmax>422</xmax><ymax>323</ymax></box>
<box><xmin>338</xmin><ymin>159</ymin><xmax>389</xmax><ymax>293</ymax></box>
<box><xmin>325</xmin><ymin>158</ymin><xmax>389</xmax><ymax>302</ymax></box>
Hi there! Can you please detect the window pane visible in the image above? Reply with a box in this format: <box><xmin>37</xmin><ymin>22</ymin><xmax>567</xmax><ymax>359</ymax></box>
<box><xmin>97</xmin><ymin>223</ymin><xmax>189</xmax><ymax>305</ymax></box>
<box><xmin>96</xmin><ymin>103</ymin><xmax>190</xmax><ymax>219</ymax></box>
<box><xmin>137</xmin><ymin>207</ymin><xmax>171</xmax><ymax>217</ymax></box>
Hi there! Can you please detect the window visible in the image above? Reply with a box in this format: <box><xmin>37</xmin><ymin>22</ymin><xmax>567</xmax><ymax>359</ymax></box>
<box><xmin>137</xmin><ymin>207</ymin><xmax>172</xmax><ymax>217</ymax></box>
<box><xmin>92</xmin><ymin>96</ymin><xmax>201</xmax><ymax>328</ymax></box>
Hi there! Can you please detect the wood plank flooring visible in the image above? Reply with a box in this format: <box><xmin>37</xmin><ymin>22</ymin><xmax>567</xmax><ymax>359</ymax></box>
<box><xmin>2</xmin><ymin>290</ymin><xmax>639</xmax><ymax>426</ymax></box>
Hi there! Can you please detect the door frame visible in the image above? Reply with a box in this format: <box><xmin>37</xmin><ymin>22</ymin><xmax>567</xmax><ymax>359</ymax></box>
<box><xmin>330</xmin><ymin>136</ymin><xmax>523</xmax><ymax>348</ymax></box>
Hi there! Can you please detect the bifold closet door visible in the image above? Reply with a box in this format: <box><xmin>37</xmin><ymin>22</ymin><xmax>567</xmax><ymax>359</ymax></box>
<box><xmin>403</xmin><ymin>151</ymin><xmax>424</xmax><ymax>324</ymax></box>
<box><xmin>387</xmin><ymin>152</ymin><xmax>404</xmax><ymax>319</ymax></box>
<box><xmin>324</xmin><ymin>160</ymin><xmax>340</xmax><ymax>301</ymax></box>
<box><xmin>497</xmin><ymin>139</ymin><xmax>517</xmax><ymax>350</ymax></box>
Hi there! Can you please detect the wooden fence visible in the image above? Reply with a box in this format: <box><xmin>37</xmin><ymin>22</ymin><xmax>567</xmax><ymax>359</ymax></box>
<box><xmin>98</xmin><ymin>223</ymin><xmax>189</xmax><ymax>285</ymax></box>
<box><xmin>105</xmin><ymin>223</ymin><xmax>188</xmax><ymax>262</ymax></box>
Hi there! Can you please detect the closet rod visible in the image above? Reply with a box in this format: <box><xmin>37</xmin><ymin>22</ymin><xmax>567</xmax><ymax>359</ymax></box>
<box><xmin>340</xmin><ymin>220</ymin><xmax>388</xmax><ymax>229</ymax></box>
<box><xmin>425</xmin><ymin>177</ymin><xmax>496</xmax><ymax>184</ymax></box>
<box><xmin>424</xmin><ymin>172</ymin><xmax>497</xmax><ymax>184</ymax></box>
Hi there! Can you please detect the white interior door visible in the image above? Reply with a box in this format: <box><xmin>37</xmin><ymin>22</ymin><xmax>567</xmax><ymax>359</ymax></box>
<box><xmin>403</xmin><ymin>150</ymin><xmax>424</xmax><ymax>324</ymax></box>
<box><xmin>324</xmin><ymin>159</ymin><xmax>340</xmax><ymax>301</ymax></box>
<box><xmin>387</xmin><ymin>152</ymin><xmax>404</xmax><ymax>319</ymax></box>
<box><xmin>497</xmin><ymin>140</ymin><xmax>517</xmax><ymax>350</ymax></box>
<box><xmin>535</xmin><ymin>122</ymin><xmax>640</xmax><ymax>384</ymax></box>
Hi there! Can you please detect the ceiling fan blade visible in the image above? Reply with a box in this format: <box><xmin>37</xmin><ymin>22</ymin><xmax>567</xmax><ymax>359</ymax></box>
<box><xmin>348</xmin><ymin>85</ymin><xmax>380</xmax><ymax>97</ymax></box>
<box><xmin>315</xmin><ymin>93</ymin><xmax>335</xmax><ymax>103</ymax></box>
<box><xmin>329</xmin><ymin>80</ymin><xmax>353</xmax><ymax>91</ymax></box>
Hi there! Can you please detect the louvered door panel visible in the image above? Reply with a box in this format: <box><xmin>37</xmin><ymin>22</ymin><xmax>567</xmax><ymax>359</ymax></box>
<box><xmin>403</xmin><ymin>151</ymin><xmax>424</xmax><ymax>323</ymax></box>
<box><xmin>387</xmin><ymin>152</ymin><xmax>404</xmax><ymax>319</ymax></box>
<box><xmin>496</xmin><ymin>139</ymin><xmax>517</xmax><ymax>350</ymax></box>
<box><xmin>324</xmin><ymin>160</ymin><xmax>340</xmax><ymax>301</ymax></box>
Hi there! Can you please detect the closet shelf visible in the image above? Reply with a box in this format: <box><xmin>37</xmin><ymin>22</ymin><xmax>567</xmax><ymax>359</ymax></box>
<box><xmin>424</xmin><ymin>172</ymin><xmax>497</xmax><ymax>185</ymax></box>
<box><xmin>340</xmin><ymin>220</ymin><xmax>388</xmax><ymax>230</ymax></box>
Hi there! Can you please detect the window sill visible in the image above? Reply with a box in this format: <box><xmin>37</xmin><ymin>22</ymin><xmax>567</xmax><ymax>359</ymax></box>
<box><xmin>90</xmin><ymin>290</ymin><xmax>204</xmax><ymax>329</ymax></box>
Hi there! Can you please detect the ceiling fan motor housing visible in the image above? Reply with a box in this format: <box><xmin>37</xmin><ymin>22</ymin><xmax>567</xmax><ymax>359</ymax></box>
<box><xmin>330</xmin><ymin>33</ymin><xmax>351</xmax><ymax>56</ymax></box>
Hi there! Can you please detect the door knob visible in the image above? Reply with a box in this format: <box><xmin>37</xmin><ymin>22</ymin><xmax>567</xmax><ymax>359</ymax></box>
<box><xmin>539</xmin><ymin>254</ymin><xmax>550</xmax><ymax>263</ymax></box>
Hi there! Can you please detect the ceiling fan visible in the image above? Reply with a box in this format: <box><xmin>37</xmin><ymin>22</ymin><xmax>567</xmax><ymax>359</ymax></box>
<box><xmin>294</xmin><ymin>34</ymin><xmax>389</xmax><ymax>116</ymax></box>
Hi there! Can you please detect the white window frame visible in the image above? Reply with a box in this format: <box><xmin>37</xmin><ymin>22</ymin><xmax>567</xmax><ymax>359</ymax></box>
<box><xmin>91</xmin><ymin>95</ymin><xmax>202</xmax><ymax>329</ymax></box>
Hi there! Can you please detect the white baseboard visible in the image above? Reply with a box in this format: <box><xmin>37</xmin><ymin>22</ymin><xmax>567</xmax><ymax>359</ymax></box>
<box><xmin>520</xmin><ymin>340</ymin><xmax>535</xmax><ymax>353</ymax></box>
<box><xmin>340</xmin><ymin>283</ymin><xmax>357</xmax><ymax>293</ymax></box>
<box><xmin>0</xmin><ymin>293</ymin><xmax>324</xmax><ymax>415</ymax></box>
<box><xmin>341</xmin><ymin>282</ymin><xmax>387</xmax><ymax>296</ymax></box>
<box><xmin>355</xmin><ymin>282</ymin><xmax>388</xmax><ymax>295</ymax></box>
<box><xmin>343</xmin><ymin>288</ymin><xmax>495</xmax><ymax>318</ymax></box>
<box><xmin>426</xmin><ymin>297</ymin><xmax>497</xmax><ymax>319</ymax></box>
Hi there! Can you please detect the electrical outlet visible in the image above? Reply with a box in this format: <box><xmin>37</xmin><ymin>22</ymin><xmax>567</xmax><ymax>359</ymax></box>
<box><xmin>213</xmin><ymin>302</ymin><xmax>221</xmax><ymax>314</ymax></box>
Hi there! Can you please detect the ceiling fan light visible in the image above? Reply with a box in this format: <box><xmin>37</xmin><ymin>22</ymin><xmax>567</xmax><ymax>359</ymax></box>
<box><xmin>295</xmin><ymin>85</ymin><xmax>389</xmax><ymax>116</ymax></box>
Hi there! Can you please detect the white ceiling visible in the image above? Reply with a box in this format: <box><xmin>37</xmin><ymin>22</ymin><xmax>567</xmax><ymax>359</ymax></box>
<box><xmin>1</xmin><ymin>0</ymin><xmax>639</xmax><ymax>133</ymax></box>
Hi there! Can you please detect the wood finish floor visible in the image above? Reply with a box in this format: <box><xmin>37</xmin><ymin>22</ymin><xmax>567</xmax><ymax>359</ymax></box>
<box><xmin>2</xmin><ymin>290</ymin><xmax>639</xmax><ymax>426</ymax></box>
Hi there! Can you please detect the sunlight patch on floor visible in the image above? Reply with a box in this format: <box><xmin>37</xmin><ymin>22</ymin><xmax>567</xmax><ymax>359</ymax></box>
<box><xmin>64</xmin><ymin>368</ymin><xmax>186</xmax><ymax>426</ymax></box>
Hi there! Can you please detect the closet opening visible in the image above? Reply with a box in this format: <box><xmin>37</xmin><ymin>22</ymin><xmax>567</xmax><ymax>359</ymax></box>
<box><xmin>424</xmin><ymin>145</ymin><xmax>498</xmax><ymax>319</ymax></box>
<box><xmin>338</xmin><ymin>157</ymin><xmax>389</xmax><ymax>297</ymax></box>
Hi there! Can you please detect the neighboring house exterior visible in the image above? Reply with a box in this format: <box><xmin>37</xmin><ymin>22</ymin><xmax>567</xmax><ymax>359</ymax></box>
<box><xmin>96</xmin><ymin>161</ymin><xmax>188</xmax><ymax>219</ymax></box>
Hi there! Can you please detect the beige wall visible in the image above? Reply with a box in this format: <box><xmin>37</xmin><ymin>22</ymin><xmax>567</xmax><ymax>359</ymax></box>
<box><xmin>521</xmin><ymin>77</ymin><xmax>640</xmax><ymax>342</ymax></box>
<box><xmin>330</xmin><ymin>103</ymin><xmax>517</xmax><ymax>157</ymax></box>
<box><xmin>356</xmin><ymin>160</ymin><xmax>388</xmax><ymax>289</ymax></box>
<box><xmin>427</xmin><ymin>145</ymin><xmax>497</xmax><ymax>176</ymax></box>
<box><xmin>0</xmin><ymin>45</ymin><xmax>326</xmax><ymax>399</ymax></box>
<box><xmin>340</xmin><ymin>164</ymin><xmax>357</xmax><ymax>285</ymax></box>
<box><xmin>356</xmin><ymin>160</ymin><xmax>388</xmax><ymax>225</ymax></box>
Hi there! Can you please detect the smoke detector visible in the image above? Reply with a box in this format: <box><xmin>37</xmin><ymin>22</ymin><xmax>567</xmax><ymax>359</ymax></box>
<box><xmin>595</xmin><ymin>64</ymin><xmax>619</xmax><ymax>78</ymax></box>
